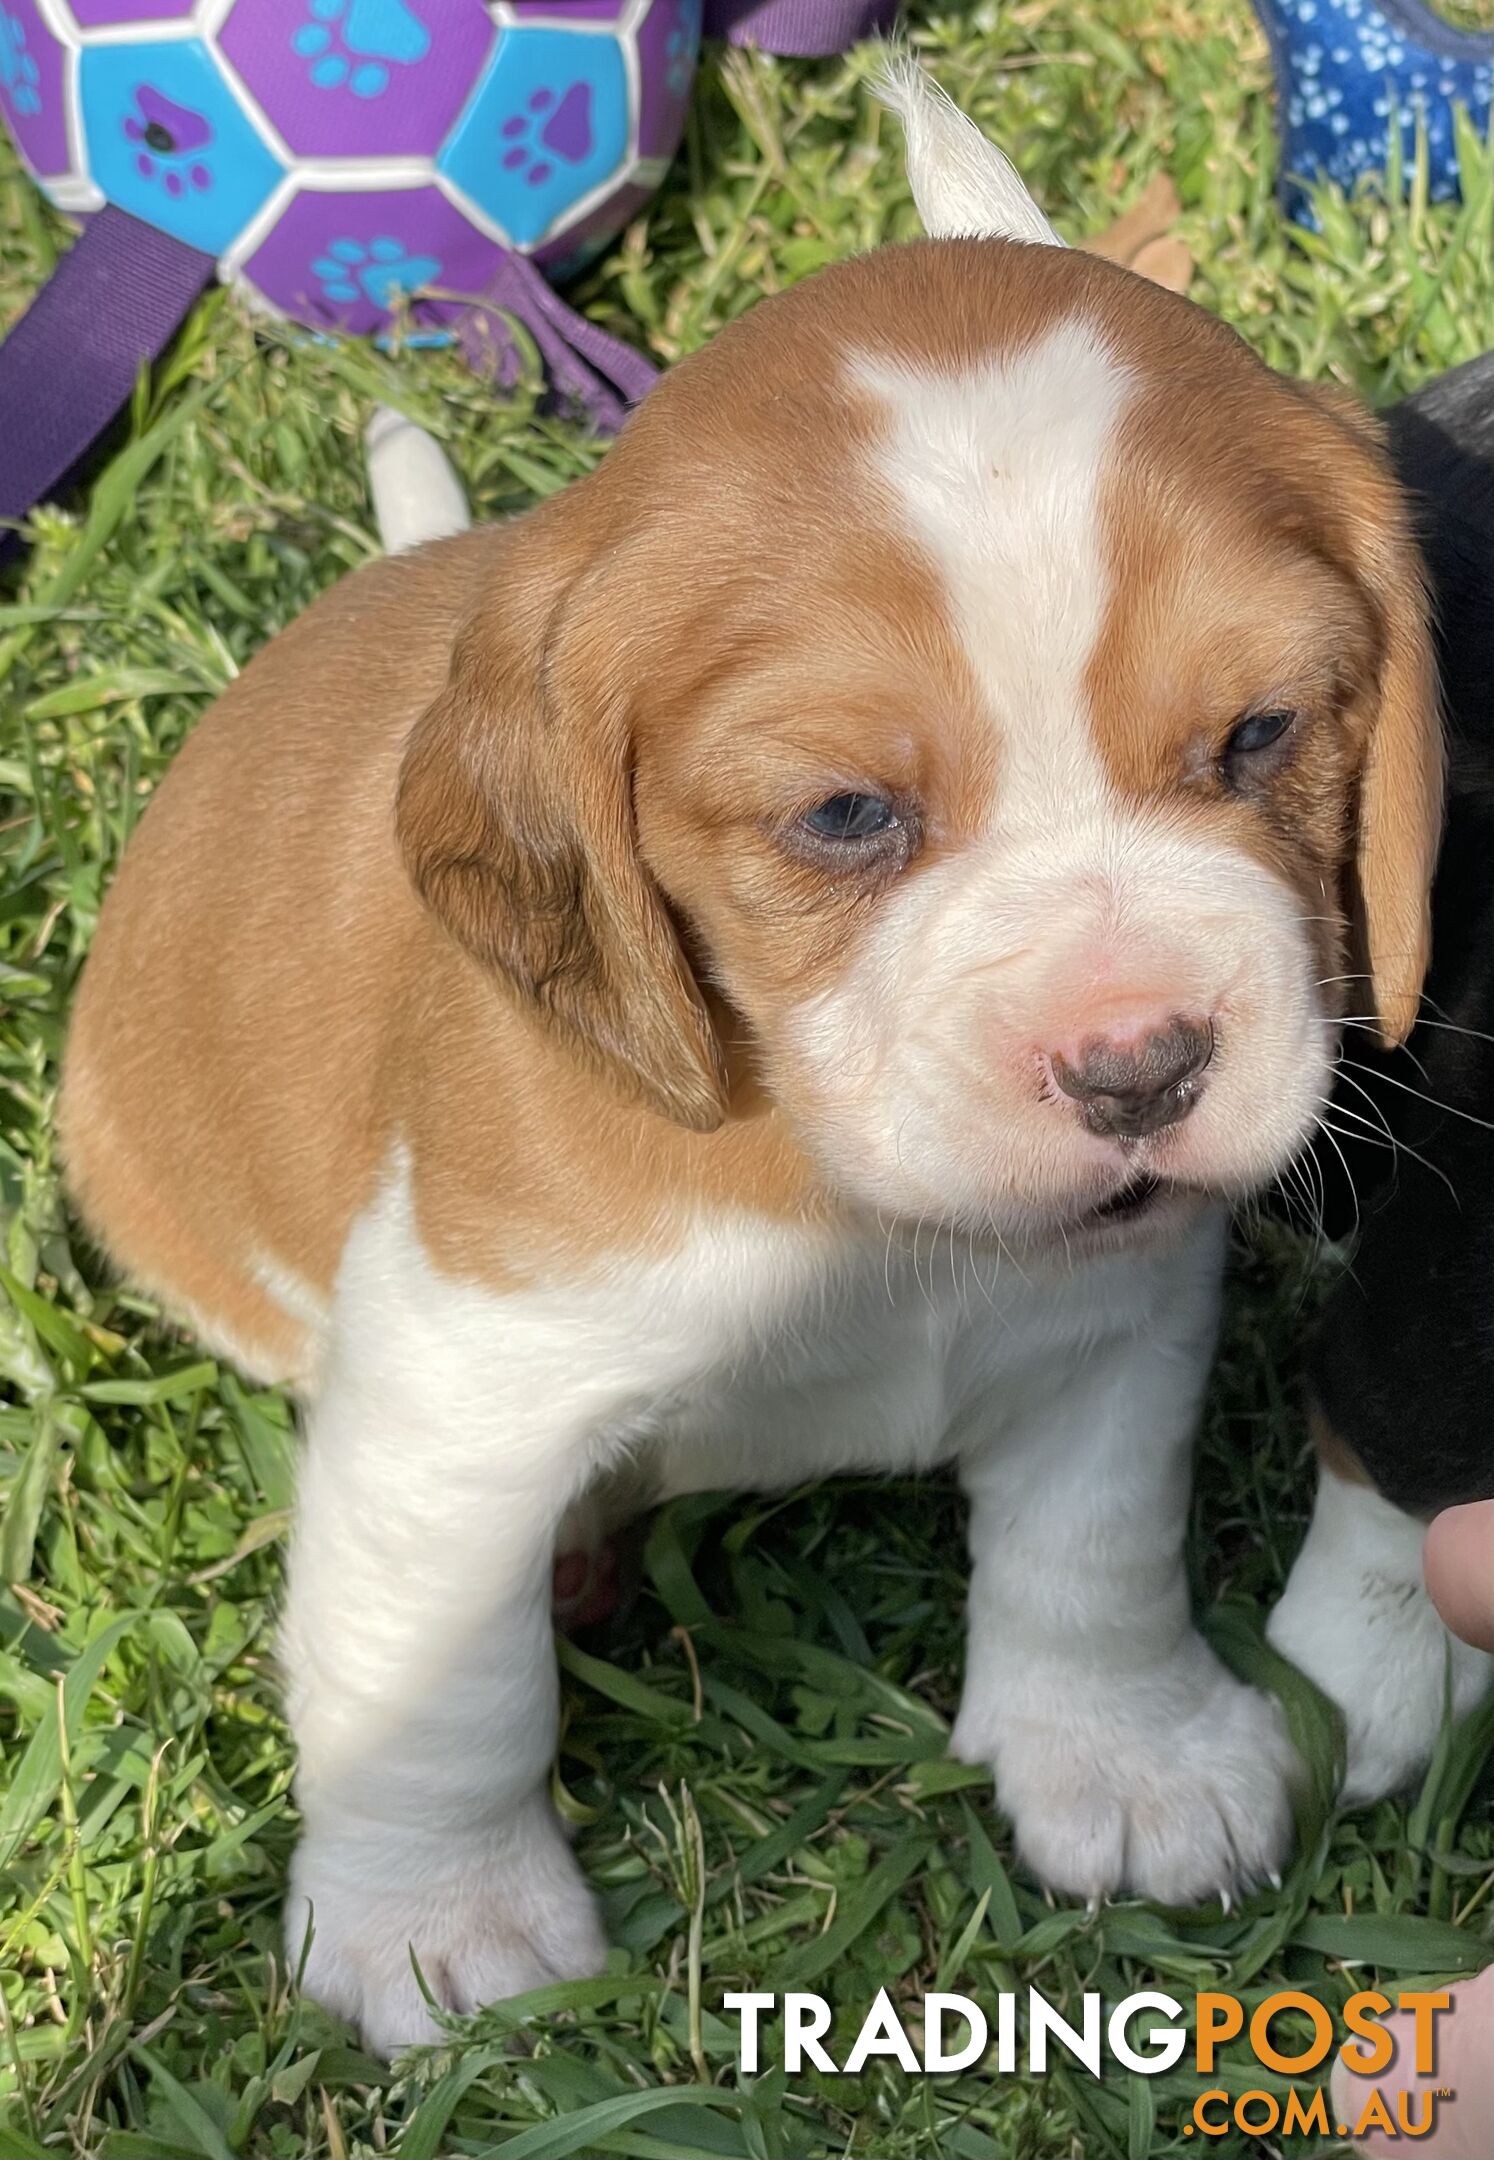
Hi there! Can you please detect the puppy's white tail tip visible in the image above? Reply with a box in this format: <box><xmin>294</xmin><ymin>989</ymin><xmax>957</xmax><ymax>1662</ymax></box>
<box><xmin>874</xmin><ymin>48</ymin><xmax>1062</xmax><ymax>250</ymax></box>
<box><xmin>365</xmin><ymin>405</ymin><xmax>472</xmax><ymax>556</ymax></box>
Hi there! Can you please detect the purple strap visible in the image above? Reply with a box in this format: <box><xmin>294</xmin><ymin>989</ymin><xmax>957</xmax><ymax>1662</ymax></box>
<box><xmin>0</xmin><ymin>0</ymin><xmax>894</xmax><ymax>515</ymax></box>
<box><xmin>459</xmin><ymin>0</ymin><xmax>899</xmax><ymax>431</ymax></box>
<box><xmin>704</xmin><ymin>0</ymin><xmax>897</xmax><ymax>55</ymax></box>
<box><xmin>457</xmin><ymin>250</ymin><xmax>660</xmax><ymax>436</ymax></box>
<box><xmin>0</xmin><ymin>207</ymin><xmax>212</xmax><ymax>541</ymax></box>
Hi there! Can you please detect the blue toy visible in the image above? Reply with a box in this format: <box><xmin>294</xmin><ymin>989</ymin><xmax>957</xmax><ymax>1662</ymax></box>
<box><xmin>1253</xmin><ymin>0</ymin><xmax>1493</xmax><ymax>211</ymax></box>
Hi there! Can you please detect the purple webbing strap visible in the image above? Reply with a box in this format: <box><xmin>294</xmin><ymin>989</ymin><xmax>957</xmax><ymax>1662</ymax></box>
<box><xmin>458</xmin><ymin>0</ymin><xmax>898</xmax><ymax>431</ymax></box>
<box><xmin>704</xmin><ymin>0</ymin><xmax>897</xmax><ymax>56</ymax></box>
<box><xmin>0</xmin><ymin>0</ymin><xmax>894</xmax><ymax>502</ymax></box>
<box><xmin>458</xmin><ymin>249</ymin><xmax>661</xmax><ymax>436</ymax></box>
<box><xmin>0</xmin><ymin>207</ymin><xmax>213</xmax><ymax>539</ymax></box>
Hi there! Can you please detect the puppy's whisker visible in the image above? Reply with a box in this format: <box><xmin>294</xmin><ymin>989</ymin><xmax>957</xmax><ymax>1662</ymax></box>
<box><xmin>1279</xmin><ymin>1147</ymin><xmax>1327</xmax><ymax>1250</ymax></box>
<box><xmin>878</xmin><ymin>1207</ymin><xmax>899</xmax><ymax>1308</ymax></box>
<box><xmin>1333</xmin><ymin>1017</ymin><xmax>1434</xmax><ymax>1088</ymax></box>
<box><xmin>1313</xmin><ymin>1073</ymin><xmax>1462</xmax><ymax>1208</ymax></box>
<box><xmin>1335</xmin><ymin>1054</ymin><xmax>1494</xmax><ymax>1134</ymax></box>
<box><xmin>1319</xmin><ymin>979</ymin><xmax>1494</xmax><ymax>1056</ymax></box>
<box><xmin>1326</xmin><ymin>1066</ymin><xmax>1399</xmax><ymax>1146</ymax></box>
<box><xmin>1318</xmin><ymin>1103</ymin><xmax>1396</xmax><ymax>1151</ymax></box>
<box><xmin>1302</xmin><ymin>1141</ymin><xmax>1328</xmax><ymax>1245</ymax></box>
<box><xmin>1420</xmin><ymin>990</ymin><xmax>1494</xmax><ymax>1042</ymax></box>
<box><xmin>1338</xmin><ymin>1009</ymin><xmax>1494</xmax><ymax>1051</ymax></box>
<box><xmin>1311</xmin><ymin>1117</ymin><xmax>1361</xmax><ymax>1245</ymax></box>
<box><xmin>1321</xmin><ymin>1111</ymin><xmax>1461</xmax><ymax>1209</ymax></box>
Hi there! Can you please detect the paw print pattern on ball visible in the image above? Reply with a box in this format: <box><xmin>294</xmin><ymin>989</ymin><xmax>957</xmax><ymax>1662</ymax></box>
<box><xmin>636</xmin><ymin>0</ymin><xmax>700</xmax><ymax>159</ymax></box>
<box><xmin>79</xmin><ymin>39</ymin><xmax>284</xmax><ymax>255</ymax></box>
<box><xmin>500</xmin><ymin>82</ymin><xmax>594</xmax><ymax>190</ymax></box>
<box><xmin>0</xmin><ymin>0</ymin><xmax>68</xmax><ymax>178</ymax></box>
<box><xmin>124</xmin><ymin>84</ymin><xmax>212</xmax><ymax>197</ymax></box>
<box><xmin>313</xmin><ymin>234</ymin><xmax>440</xmax><ymax>309</ymax></box>
<box><xmin>438</xmin><ymin>25</ymin><xmax>631</xmax><ymax>248</ymax></box>
<box><xmin>220</xmin><ymin>0</ymin><xmax>490</xmax><ymax>159</ymax></box>
<box><xmin>292</xmin><ymin>0</ymin><xmax>430</xmax><ymax>100</ymax></box>
<box><xmin>5</xmin><ymin>0</ymin><xmax>688</xmax><ymax>342</ymax></box>
<box><xmin>1252</xmin><ymin>0</ymin><xmax>1492</xmax><ymax>213</ymax></box>
<box><xmin>240</xmin><ymin>185</ymin><xmax>503</xmax><ymax>338</ymax></box>
<box><xmin>0</xmin><ymin>8</ymin><xmax>39</xmax><ymax>117</ymax></box>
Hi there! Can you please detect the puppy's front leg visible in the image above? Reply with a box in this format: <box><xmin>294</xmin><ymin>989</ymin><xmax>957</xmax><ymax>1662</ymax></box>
<box><xmin>953</xmin><ymin>1244</ymin><xmax>1299</xmax><ymax>1905</ymax></box>
<box><xmin>281</xmin><ymin>1255</ymin><xmax>608</xmax><ymax>2052</ymax></box>
<box><xmin>1268</xmin><ymin>1441</ymin><xmax>1494</xmax><ymax>1801</ymax></box>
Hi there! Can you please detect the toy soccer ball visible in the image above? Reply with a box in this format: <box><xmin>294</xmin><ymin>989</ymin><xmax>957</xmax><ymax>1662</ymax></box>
<box><xmin>0</xmin><ymin>0</ymin><xmax>701</xmax><ymax>336</ymax></box>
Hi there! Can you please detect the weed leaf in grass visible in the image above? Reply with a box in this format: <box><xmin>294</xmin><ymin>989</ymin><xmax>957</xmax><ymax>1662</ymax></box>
<box><xmin>0</xmin><ymin>1399</ymin><xmax>62</xmax><ymax>1583</ymax></box>
<box><xmin>467</xmin><ymin>2085</ymin><xmax>744</xmax><ymax>2159</ymax></box>
<box><xmin>1292</xmin><ymin>1911</ymin><xmax>1491</xmax><ymax>1972</ymax></box>
<box><xmin>129</xmin><ymin>2048</ymin><xmax>238</xmax><ymax>2160</ymax></box>
<box><xmin>0</xmin><ymin>1612</ymin><xmax>139</xmax><ymax>1867</ymax></box>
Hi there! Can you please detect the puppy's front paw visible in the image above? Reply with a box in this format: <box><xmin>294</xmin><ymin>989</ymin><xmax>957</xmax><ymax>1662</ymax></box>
<box><xmin>1268</xmin><ymin>1554</ymin><xmax>1493</xmax><ymax>1805</ymax></box>
<box><xmin>955</xmin><ymin>1645</ymin><xmax>1299</xmax><ymax>1906</ymax></box>
<box><xmin>287</xmin><ymin>1801</ymin><xmax>607</xmax><ymax>2055</ymax></box>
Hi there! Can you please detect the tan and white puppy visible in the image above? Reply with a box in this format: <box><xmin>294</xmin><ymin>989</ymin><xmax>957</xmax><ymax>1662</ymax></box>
<box><xmin>62</xmin><ymin>75</ymin><xmax>1445</xmax><ymax>2052</ymax></box>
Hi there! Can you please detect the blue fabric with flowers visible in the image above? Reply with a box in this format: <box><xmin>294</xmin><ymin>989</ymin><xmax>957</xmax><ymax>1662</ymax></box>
<box><xmin>1252</xmin><ymin>0</ymin><xmax>1492</xmax><ymax>211</ymax></box>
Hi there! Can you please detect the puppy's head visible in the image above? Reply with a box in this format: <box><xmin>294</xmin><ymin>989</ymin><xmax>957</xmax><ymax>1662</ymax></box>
<box><xmin>398</xmin><ymin>77</ymin><xmax>1441</xmax><ymax>1253</ymax></box>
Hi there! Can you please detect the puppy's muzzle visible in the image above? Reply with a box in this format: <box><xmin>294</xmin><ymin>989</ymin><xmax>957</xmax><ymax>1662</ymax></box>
<box><xmin>1050</xmin><ymin>1015</ymin><xmax>1214</xmax><ymax>1141</ymax></box>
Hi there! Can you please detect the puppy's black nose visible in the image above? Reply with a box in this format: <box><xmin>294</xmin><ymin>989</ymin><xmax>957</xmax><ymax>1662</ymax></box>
<box><xmin>1050</xmin><ymin>1016</ymin><xmax>1214</xmax><ymax>1140</ymax></box>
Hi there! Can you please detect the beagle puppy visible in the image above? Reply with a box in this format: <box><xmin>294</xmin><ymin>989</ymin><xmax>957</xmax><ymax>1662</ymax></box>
<box><xmin>60</xmin><ymin>75</ymin><xmax>1453</xmax><ymax>2051</ymax></box>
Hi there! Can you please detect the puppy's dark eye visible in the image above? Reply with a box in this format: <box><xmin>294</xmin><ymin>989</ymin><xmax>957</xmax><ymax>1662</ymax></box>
<box><xmin>801</xmin><ymin>793</ymin><xmax>897</xmax><ymax>842</ymax></box>
<box><xmin>1225</xmin><ymin>709</ymin><xmax>1295</xmax><ymax>759</ymax></box>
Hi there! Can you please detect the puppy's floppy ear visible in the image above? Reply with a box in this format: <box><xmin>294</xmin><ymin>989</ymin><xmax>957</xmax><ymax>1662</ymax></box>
<box><xmin>1341</xmin><ymin>465</ymin><xmax>1444</xmax><ymax>1049</ymax></box>
<box><xmin>396</xmin><ymin>507</ymin><xmax>728</xmax><ymax>1130</ymax></box>
<box><xmin>877</xmin><ymin>54</ymin><xmax>1063</xmax><ymax>247</ymax></box>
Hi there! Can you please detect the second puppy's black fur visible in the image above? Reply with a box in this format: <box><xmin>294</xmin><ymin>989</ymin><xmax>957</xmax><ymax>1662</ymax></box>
<box><xmin>1310</xmin><ymin>354</ymin><xmax>1494</xmax><ymax>1512</ymax></box>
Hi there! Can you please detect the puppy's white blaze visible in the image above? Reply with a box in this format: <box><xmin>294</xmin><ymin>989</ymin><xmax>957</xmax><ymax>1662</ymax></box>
<box><xmin>854</xmin><ymin>320</ymin><xmax>1125</xmax><ymax>831</ymax></box>
<box><xmin>786</xmin><ymin>323</ymin><xmax>1328</xmax><ymax>1225</ymax></box>
<box><xmin>878</xmin><ymin>56</ymin><xmax>1063</xmax><ymax>248</ymax></box>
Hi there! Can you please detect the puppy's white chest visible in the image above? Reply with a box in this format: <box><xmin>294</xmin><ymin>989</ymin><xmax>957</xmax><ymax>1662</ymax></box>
<box><xmin>331</xmin><ymin>1167</ymin><xmax>1213</xmax><ymax>1498</ymax></box>
<box><xmin>582</xmin><ymin>1214</ymin><xmax>1195</xmax><ymax>1494</ymax></box>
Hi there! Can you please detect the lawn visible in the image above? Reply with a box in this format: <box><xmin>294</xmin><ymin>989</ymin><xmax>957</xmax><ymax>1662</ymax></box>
<box><xmin>3</xmin><ymin>3</ymin><xmax>1494</xmax><ymax>2156</ymax></box>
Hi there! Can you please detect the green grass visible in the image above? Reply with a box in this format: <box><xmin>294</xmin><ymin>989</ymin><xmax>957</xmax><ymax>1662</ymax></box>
<box><xmin>1439</xmin><ymin>0</ymin><xmax>1494</xmax><ymax>29</ymax></box>
<box><xmin>3</xmin><ymin>4</ymin><xmax>1494</xmax><ymax>2155</ymax></box>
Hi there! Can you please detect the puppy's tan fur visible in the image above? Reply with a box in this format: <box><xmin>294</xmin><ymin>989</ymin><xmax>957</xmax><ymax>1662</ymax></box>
<box><xmin>58</xmin><ymin>220</ymin><xmax>1460</xmax><ymax>2050</ymax></box>
<box><xmin>62</xmin><ymin>244</ymin><xmax>1437</xmax><ymax>1388</ymax></box>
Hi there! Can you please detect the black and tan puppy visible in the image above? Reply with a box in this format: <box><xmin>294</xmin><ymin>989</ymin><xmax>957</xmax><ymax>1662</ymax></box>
<box><xmin>1270</xmin><ymin>350</ymin><xmax>1494</xmax><ymax>1792</ymax></box>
